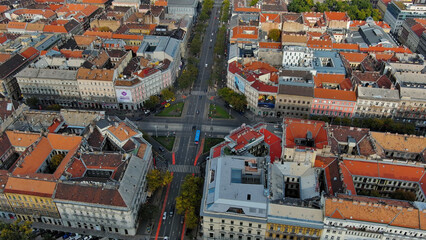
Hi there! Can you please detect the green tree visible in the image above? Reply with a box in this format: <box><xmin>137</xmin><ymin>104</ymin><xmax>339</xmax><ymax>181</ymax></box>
<box><xmin>161</xmin><ymin>89</ymin><xmax>175</xmax><ymax>100</ymax></box>
<box><xmin>50</xmin><ymin>154</ymin><xmax>65</xmax><ymax>171</ymax></box>
<box><xmin>175</xmin><ymin>175</ymin><xmax>203</xmax><ymax>229</ymax></box>
<box><xmin>162</xmin><ymin>171</ymin><xmax>173</xmax><ymax>186</ymax></box>
<box><xmin>287</xmin><ymin>0</ymin><xmax>314</xmax><ymax>12</ymax></box>
<box><xmin>250</xmin><ymin>0</ymin><xmax>259</xmax><ymax>6</ymax></box>
<box><xmin>25</xmin><ymin>97</ymin><xmax>39</xmax><ymax>109</ymax></box>
<box><xmin>42</xmin><ymin>233</ymin><xmax>55</xmax><ymax>240</ymax></box>
<box><xmin>0</xmin><ymin>220</ymin><xmax>33</xmax><ymax>240</ymax></box>
<box><xmin>218</xmin><ymin>87</ymin><xmax>247</xmax><ymax>112</ymax></box>
<box><xmin>268</xmin><ymin>29</ymin><xmax>281</xmax><ymax>42</ymax></box>
<box><xmin>138</xmin><ymin>203</ymin><xmax>159</xmax><ymax>221</ymax></box>
<box><xmin>46</xmin><ymin>104</ymin><xmax>61</xmax><ymax>111</ymax></box>
<box><xmin>146</xmin><ymin>169</ymin><xmax>163</xmax><ymax>192</ymax></box>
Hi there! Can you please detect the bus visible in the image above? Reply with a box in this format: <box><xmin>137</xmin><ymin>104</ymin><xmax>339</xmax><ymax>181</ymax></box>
<box><xmin>194</xmin><ymin>130</ymin><xmax>200</xmax><ymax>145</ymax></box>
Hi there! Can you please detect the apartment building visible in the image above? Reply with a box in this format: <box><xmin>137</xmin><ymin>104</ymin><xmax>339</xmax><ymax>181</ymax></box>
<box><xmin>77</xmin><ymin>68</ymin><xmax>118</xmax><ymax>109</ymax></box>
<box><xmin>398</xmin><ymin>18</ymin><xmax>426</xmax><ymax>53</ymax></box>
<box><xmin>200</xmin><ymin>156</ymin><xmax>268</xmax><ymax>240</ymax></box>
<box><xmin>267</xmin><ymin>162</ymin><xmax>323</xmax><ymax>240</ymax></box>
<box><xmin>352</xmin><ymin>73</ymin><xmax>400</xmax><ymax>118</ymax></box>
<box><xmin>16</xmin><ymin>56</ymin><xmax>85</xmax><ymax>107</ymax></box>
<box><xmin>393</xmin><ymin>72</ymin><xmax>426</xmax><ymax>125</ymax></box>
<box><xmin>323</xmin><ymin>194</ymin><xmax>426</xmax><ymax>240</ymax></box>
<box><xmin>384</xmin><ymin>0</ymin><xmax>426</xmax><ymax>33</ymax></box>
<box><xmin>281</xmin><ymin>46</ymin><xmax>313</xmax><ymax>69</ymax></box>
<box><xmin>276</xmin><ymin>81</ymin><xmax>313</xmax><ymax>118</ymax></box>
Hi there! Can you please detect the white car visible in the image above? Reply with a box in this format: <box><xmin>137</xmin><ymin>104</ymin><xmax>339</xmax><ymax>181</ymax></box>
<box><xmin>205</xmin><ymin>64</ymin><xmax>208</xmax><ymax>67</ymax></box>
<box><xmin>163</xmin><ymin>212</ymin><xmax>167</xmax><ymax>220</ymax></box>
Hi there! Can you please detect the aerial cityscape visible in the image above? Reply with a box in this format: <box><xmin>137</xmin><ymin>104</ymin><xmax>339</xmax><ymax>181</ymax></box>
<box><xmin>0</xmin><ymin>0</ymin><xmax>425</xmax><ymax>239</ymax></box>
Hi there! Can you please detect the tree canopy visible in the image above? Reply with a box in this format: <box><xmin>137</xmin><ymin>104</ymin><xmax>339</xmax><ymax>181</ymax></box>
<box><xmin>218</xmin><ymin>87</ymin><xmax>247</xmax><ymax>112</ymax></box>
<box><xmin>146</xmin><ymin>169</ymin><xmax>173</xmax><ymax>192</ymax></box>
<box><xmin>161</xmin><ymin>88</ymin><xmax>175</xmax><ymax>100</ymax></box>
<box><xmin>268</xmin><ymin>29</ymin><xmax>281</xmax><ymax>42</ymax></box>
<box><xmin>175</xmin><ymin>175</ymin><xmax>203</xmax><ymax>229</ymax></box>
<box><xmin>0</xmin><ymin>220</ymin><xmax>33</xmax><ymax>240</ymax></box>
<box><xmin>288</xmin><ymin>0</ymin><xmax>381</xmax><ymax>20</ymax></box>
<box><xmin>50</xmin><ymin>154</ymin><xmax>64</xmax><ymax>171</ymax></box>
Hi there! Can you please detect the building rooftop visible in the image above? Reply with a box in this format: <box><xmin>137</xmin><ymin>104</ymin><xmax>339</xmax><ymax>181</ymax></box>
<box><xmin>202</xmin><ymin>156</ymin><xmax>268</xmax><ymax>218</ymax></box>
<box><xmin>371</xmin><ymin>132</ymin><xmax>426</xmax><ymax>154</ymax></box>
<box><xmin>325</xmin><ymin>194</ymin><xmax>426</xmax><ymax>230</ymax></box>
<box><xmin>5</xmin><ymin>177</ymin><xmax>57</xmax><ymax>197</ymax></box>
<box><xmin>284</xmin><ymin>118</ymin><xmax>329</xmax><ymax>150</ymax></box>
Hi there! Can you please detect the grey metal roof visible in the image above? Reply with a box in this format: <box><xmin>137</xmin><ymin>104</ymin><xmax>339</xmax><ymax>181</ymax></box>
<box><xmin>16</xmin><ymin>67</ymin><xmax>78</xmax><ymax>80</ymax></box>
<box><xmin>203</xmin><ymin>156</ymin><xmax>268</xmax><ymax>218</ymax></box>
<box><xmin>357</xmin><ymin>87</ymin><xmax>400</xmax><ymax>101</ymax></box>
<box><xmin>278</xmin><ymin>83</ymin><xmax>314</xmax><ymax>97</ymax></box>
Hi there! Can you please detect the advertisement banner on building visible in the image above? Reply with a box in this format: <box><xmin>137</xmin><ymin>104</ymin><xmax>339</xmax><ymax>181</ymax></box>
<box><xmin>116</xmin><ymin>89</ymin><xmax>133</xmax><ymax>103</ymax></box>
<box><xmin>234</xmin><ymin>75</ymin><xmax>245</xmax><ymax>94</ymax></box>
<box><xmin>258</xmin><ymin>95</ymin><xmax>275</xmax><ymax>108</ymax></box>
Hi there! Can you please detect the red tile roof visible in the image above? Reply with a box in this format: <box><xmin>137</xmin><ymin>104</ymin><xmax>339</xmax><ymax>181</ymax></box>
<box><xmin>84</xmin><ymin>30</ymin><xmax>113</xmax><ymax>38</ymax></box>
<box><xmin>340</xmin><ymin>52</ymin><xmax>368</xmax><ymax>63</ymax></box>
<box><xmin>55</xmin><ymin>183</ymin><xmax>126</xmax><ymax>207</ymax></box>
<box><xmin>229</xmin><ymin>125</ymin><xmax>263</xmax><ymax>151</ymax></box>
<box><xmin>332</xmin><ymin>43</ymin><xmax>359</xmax><ymax>51</ymax></box>
<box><xmin>260</xmin><ymin>13</ymin><xmax>280</xmax><ymax>23</ymax></box>
<box><xmin>259</xmin><ymin>42</ymin><xmax>281</xmax><ymax>49</ymax></box>
<box><xmin>154</xmin><ymin>0</ymin><xmax>168</xmax><ymax>6</ymax></box>
<box><xmin>66</xmin><ymin>158</ymin><xmax>86</xmax><ymax>178</ymax></box>
<box><xmin>60</xmin><ymin>49</ymin><xmax>83</xmax><ymax>58</ymax></box>
<box><xmin>314</xmin><ymin>88</ymin><xmax>356</xmax><ymax>101</ymax></box>
<box><xmin>325</xmin><ymin>195</ymin><xmax>426</xmax><ymax>230</ymax></box>
<box><xmin>341</xmin><ymin>159</ymin><xmax>426</xmax><ymax>196</ymax></box>
<box><xmin>234</xmin><ymin>7</ymin><xmax>261</xmax><ymax>13</ymax></box>
<box><xmin>5</xmin><ymin>177</ymin><xmax>57</xmax><ymax>197</ymax></box>
<box><xmin>81</xmin><ymin>0</ymin><xmax>107</xmax><ymax>3</ymax></box>
<box><xmin>284</xmin><ymin>118</ymin><xmax>329</xmax><ymax>149</ymax></box>
<box><xmin>7</xmin><ymin>21</ymin><xmax>27</xmax><ymax>29</ymax></box>
<box><xmin>0</xmin><ymin>5</ymin><xmax>9</xmax><ymax>13</ymax></box>
<box><xmin>324</xmin><ymin>12</ymin><xmax>350</xmax><ymax>21</ymax></box>
<box><xmin>251</xmin><ymin>80</ymin><xmax>278</xmax><ymax>93</ymax></box>
<box><xmin>307</xmin><ymin>39</ymin><xmax>332</xmax><ymax>49</ymax></box>
<box><xmin>231</xmin><ymin>26</ymin><xmax>259</xmax><ymax>40</ymax></box>
<box><xmin>350</xmin><ymin>20</ymin><xmax>390</xmax><ymax>29</ymax></box>
<box><xmin>43</xmin><ymin>25</ymin><xmax>67</xmax><ymax>33</ymax></box>
<box><xmin>360</xmin><ymin>46</ymin><xmax>412</xmax><ymax>54</ymax></box>
<box><xmin>20</xmin><ymin>47</ymin><xmax>39</xmax><ymax>59</ymax></box>
<box><xmin>373</xmin><ymin>52</ymin><xmax>394</xmax><ymax>61</ymax></box>
<box><xmin>259</xmin><ymin>128</ymin><xmax>281</xmax><ymax>162</ymax></box>
<box><xmin>212</xmin><ymin>142</ymin><xmax>229</xmax><ymax>158</ymax></box>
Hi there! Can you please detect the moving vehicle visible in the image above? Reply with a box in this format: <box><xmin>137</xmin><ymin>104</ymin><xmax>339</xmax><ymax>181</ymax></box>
<box><xmin>205</xmin><ymin>64</ymin><xmax>208</xmax><ymax>67</ymax></box>
<box><xmin>163</xmin><ymin>212</ymin><xmax>167</xmax><ymax>220</ymax></box>
<box><xmin>159</xmin><ymin>146</ymin><xmax>165</xmax><ymax>152</ymax></box>
<box><xmin>196</xmin><ymin>110</ymin><xmax>199</xmax><ymax>115</ymax></box>
<box><xmin>194</xmin><ymin>130</ymin><xmax>200</xmax><ymax>145</ymax></box>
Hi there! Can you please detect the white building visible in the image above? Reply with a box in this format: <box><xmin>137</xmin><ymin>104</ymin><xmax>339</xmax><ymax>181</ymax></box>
<box><xmin>282</xmin><ymin>46</ymin><xmax>314</xmax><ymax>69</ymax></box>
<box><xmin>167</xmin><ymin>0</ymin><xmax>198</xmax><ymax>17</ymax></box>
<box><xmin>200</xmin><ymin>156</ymin><xmax>268</xmax><ymax>240</ymax></box>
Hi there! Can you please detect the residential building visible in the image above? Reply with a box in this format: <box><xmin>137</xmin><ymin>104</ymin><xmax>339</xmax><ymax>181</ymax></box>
<box><xmin>281</xmin><ymin>118</ymin><xmax>331</xmax><ymax>164</ymax></box>
<box><xmin>352</xmin><ymin>73</ymin><xmax>400</xmax><ymax>118</ymax></box>
<box><xmin>281</xmin><ymin>46</ymin><xmax>313</xmax><ymax>69</ymax></box>
<box><xmin>0</xmin><ymin>173</ymin><xmax>14</xmax><ymax>220</ymax></box>
<box><xmin>393</xmin><ymin>72</ymin><xmax>426</xmax><ymax>125</ymax></box>
<box><xmin>348</xmin><ymin>20</ymin><xmax>397</xmax><ymax>48</ymax></box>
<box><xmin>418</xmin><ymin>31</ymin><xmax>426</xmax><ymax>55</ymax></box>
<box><xmin>200</xmin><ymin>156</ymin><xmax>268</xmax><ymax>240</ymax></box>
<box><xmin>323</xmin><ymin>194</ymin><xmax>426</xmax><ymax>240</ymax></box>
<box><xmin>312</xmin><ymin>51</ymin><xmax>346</xmax><ymax>75</ymax></box>
<box><xmin>16</xmin><ymin>56</ymin><xmax>85</xmax><ymax>108</ymax></box>
<box><xmin>259</xmin><ymin>13</ymin><xmax>281</xmax><ymax>32</ymax></box>
<box><xmin>266</xmin><ymin>161</ymin><xmax>323</xmax><ymax>240</ymax></box>
<box><xmin>77</xmin><ymin>68</ymin><xmax>118</xmax><ymax>109</ymax></box>
<box><xmin>324</xmin><ymin>12</ymin><xmax>351</xmax><ymax>30</ymax></box>
<box><xmin>370</xmin><ymin>131</ymin><xmax>426</xmax><ymax>162</ymax></box>
<box><xmin>167</xmin><ymin>0</ymin><xmax>198</xmax><ymax>17</ymax></box>
<box><xmin>311</xmin><ymin>74</ymin><xmax>356</xmax><ymax>118</ymax></box>
<box><xmin>276</xmin><ymin>81</ymin><xmax>313</xmax><ymax>118</ymax></box>
<box><xmin>398</xmin><ymin>18</ymin><xmax>426</xmax><ymax>53</ymax></box>
<box><xmin>383</xmin><ymin>0</ymin><xmax>426</xmax><ymax>33</ymax></box>
<box><xmin>338</xmin><ymin>158</ymin><xmax>426</xmax><ymax>201</ymax></box>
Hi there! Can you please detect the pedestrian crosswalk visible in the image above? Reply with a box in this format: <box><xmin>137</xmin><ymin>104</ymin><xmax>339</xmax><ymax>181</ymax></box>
<box><xmin>168</xmin><ymin>165</ymin><xmax>201</xmax><ymax>174</ymax></box>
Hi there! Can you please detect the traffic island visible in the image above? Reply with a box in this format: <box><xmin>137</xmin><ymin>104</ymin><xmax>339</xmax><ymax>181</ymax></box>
<box><xmin>208</xmin><ymin>104</ymin><xmax>232</xmax><ymax>119</ymax></box>
<box><xmin>155</xmin><ymin>102</ymin><xmax>184</xmax><ymax>117</ymax></box>
<box><xmin>152</xmin><ymin>136</ymin><xmax>176</xmax><ymax>151</ymax></box>
<box><xmin>203</xmin><ymin>138</ymin><xmax>224</xmax><ymax>153</ymax></box>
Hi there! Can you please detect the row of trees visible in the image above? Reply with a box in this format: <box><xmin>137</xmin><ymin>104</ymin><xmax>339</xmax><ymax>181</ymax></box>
<box><xmin>288</xmin><ymin>0</ymin><xmax>381</xmax><ymax>21</ymax></box>
<box><xmin>143</xmin><ymin>88</ymin><xmax>175</xmax><ymax>110</ymax></box>
<box><xmin>218</xmin><ymin>87</ymin><xmax>248</xmax><ymax>112</ymax></box>
<box><xmin>310</xmin><ymin>116</ymin><xmax>416</xmax><ymax>135</ymax></box>
<box><xmin>0</xmin><ymin>220</ymin><xmax>33</xmax><ymax>240</ymax></box>
<box><xmin>175</xmin><ymin>175</ymin><xmax>203</xmax><ymax>229</ymax></box>
<box><xmin>211</xmin><ymin>0</ymin><xmax>230</xmax><ymax>86</ymax></box>
<box><xmin>146</xmin><ymin>169</ymin><xmax>173</xmax><ymax>192</ymax></box>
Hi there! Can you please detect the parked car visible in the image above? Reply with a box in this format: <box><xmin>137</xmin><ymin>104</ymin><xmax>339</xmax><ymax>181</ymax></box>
<box><xmin>163</xmin><ymin>212</ymin><xmax>167</xmax><ymax>220</ymax></box>
<box><xmin>159</xmin><ymin>146</ymin><xmax>165</xmax><ymax>152</ymax></box>
<box><xmin>169</xmin><ymin>208</ymin><xmax>174</xmax><ymax>217</ymax></box>
<box><xmin>165</xmin><ymin>103</ymin><xmax>171</xmax><ymax>108</ymax></box>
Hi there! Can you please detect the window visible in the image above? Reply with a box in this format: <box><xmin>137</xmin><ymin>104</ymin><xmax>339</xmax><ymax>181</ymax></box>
<box><xmin>222</xmin><ymin>220</ymin><xmax>225</xmax><ymax>224</ymax></box>
<box><xmin>210</xmin><ymin>226</ymin><xmax>214</xmax><ymax>230</ymax></box>
<box><xmin>230</xmin><ymin>235</ymin><xmax>234</xmax><ymax>239</ymax></box>
<box><xmin>231</xmin><ymin>221</ymin><xmax>234</xmax><ymax>225</ymax></box>
<box><xmin>210</xmin><ymin>218</ymin><xmax>213</xmax><ymax>222</ymax></box>
<box><xmin>249</xmin><ymin>223</ymin><xmax>252</xmax><ymax>227</ymax></box>
<box><xmin>210</xmin><ymin>233</ymin><xmax>214</xmax><ymax>238</ymax></box>
<box><xmin>239</xmin><ymin>229</ymin><xmax>242</xmax><ymax>233</ymax></box>
<box><xmin>240</xmin><ymin>222</ymin><xmax>243</xmax><ymax>226</ymax></box>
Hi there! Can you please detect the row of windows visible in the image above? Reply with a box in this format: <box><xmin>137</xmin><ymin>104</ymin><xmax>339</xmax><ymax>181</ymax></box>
<box><xmin>209</xmin><ymin>232</ymin><xmax>261</xmax><ymax>240</ymax></box>
<box><xmin>312</xmin><ymin>110</ymin><xmax>351</xmax><ymax>117</ymax></box>
<box><xmin>209</xmin><ymin>218</ymin><xmax>262</xmax><ymax>229</ymax></box>
<box><xmin>278</xmin><ymin>99</ymin><xmax>310</xmax><ymax>104</ymax></box>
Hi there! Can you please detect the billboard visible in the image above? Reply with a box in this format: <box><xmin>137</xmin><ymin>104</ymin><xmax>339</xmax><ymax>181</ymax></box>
<box><xmin>234</xmin><ymin>75</ymin><xmax>245</xmax><ymax>94</ymax></box>
<box><xmin>116</xmin><ymin>89</ymin><xmax>133</xmax><ymax>103</ymax></box>
<box><xmin>258</xmin><ymin>95</ymin><xmax>275</xmax><ymax>108</ymax></box>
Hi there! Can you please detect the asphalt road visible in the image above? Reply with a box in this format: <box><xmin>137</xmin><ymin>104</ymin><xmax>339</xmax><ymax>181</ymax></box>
<box><xmin>155</xmin><ymin>1</ymin><xmax>227</xmax><ymax>240</ymax></box>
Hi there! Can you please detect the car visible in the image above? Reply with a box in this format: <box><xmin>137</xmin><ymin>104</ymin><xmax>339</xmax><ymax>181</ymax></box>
<box><xmin>163</xmin><ymin>212</ymin><xmax>167</xmax><ymax>220</ymax></box>
<box><xmin>205</xmin><ymin>64</ymin><xmax>208</xmax><ymax>67</ymax></box>
<box><xmin>169</xmin><ymin>208</ymin><xmax>174</xmax><ymax>217</ymax></box>
<box><xmin>180</xmin><ymin>216</ymin><xmax>185</xmax><ymax>224</ymax></box>
<box><xmin>196</xmin><ymin>110</ymin><xmax>199</xmax><ymax>115</ymax></box>
<box><xmin>210</xmin><ymin>39</ymin><xmax>212</xmax><ymax>42</ymax></box>
<box><xmin>164</xmin><ymin>236</ymin><xmax>168</xmax><ymax>240</ymax></box>
<box><xmin>161</xmin><ymin>101</ymin><xmax>167</xmax><ymax>106</ymax></box>
<box><xmin>171</xmin><ymin>97</ymin><xmax>176</xmax><ymax>102</ymax></box>
<box><xmin>159</xmin><ymin>146</ymin><xmax>165</xmax><ymax>152</ymax></box>
<box><xmin>165</xmin><ymin>103</ymin><xmax>171</xmax><ymax>108</ymax></box>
